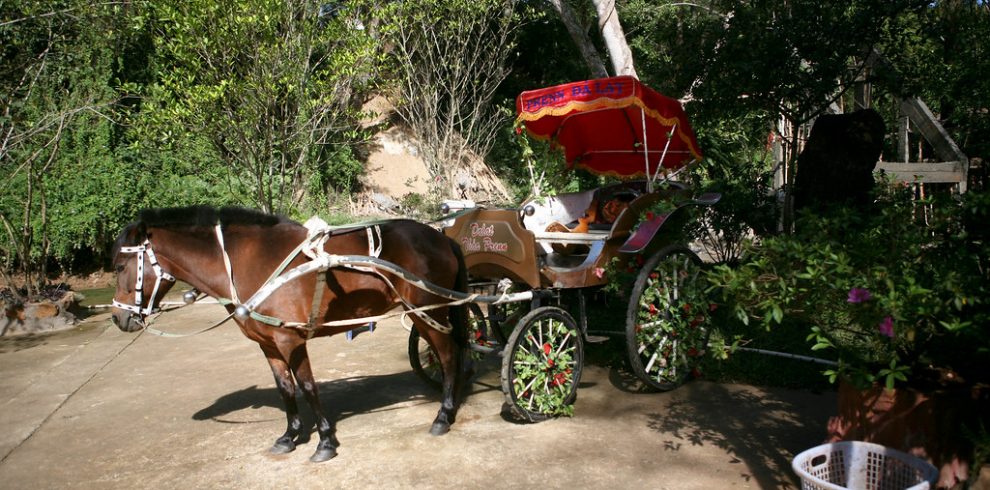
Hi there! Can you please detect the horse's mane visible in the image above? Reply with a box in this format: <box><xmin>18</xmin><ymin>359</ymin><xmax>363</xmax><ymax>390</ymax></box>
<box><xmin>137</xmin><ymin>205</ymin><xmax>293</xmax><ymax>228</ymax></box>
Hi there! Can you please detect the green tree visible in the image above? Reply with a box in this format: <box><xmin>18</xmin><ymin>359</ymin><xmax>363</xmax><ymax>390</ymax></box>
<box><xmin>879</xmin><ymin>1</ymin><xmax>990</xmax><ymax>168</ymax></box>
<box><xmin>1</xmin><ymin>1</ymin><xmax>122</xmax><ymax>295</ymax></box>
<box><xmin>137</xmin><ymin>0</ymin><xmax>383</xmax><ymax>214</ymax></box>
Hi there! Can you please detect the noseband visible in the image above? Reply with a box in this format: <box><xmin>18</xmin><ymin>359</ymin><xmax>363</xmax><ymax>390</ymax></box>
<box><xmin>112</xmin><ymin>240</ymin><xmax>176</xmax><ymax>317</ymax></box>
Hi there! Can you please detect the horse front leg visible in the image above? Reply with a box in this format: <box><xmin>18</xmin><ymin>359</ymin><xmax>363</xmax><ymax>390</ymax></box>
<box><xmin>262</xmin><ymin>347</ymin><xmax>304</xmax><ymax>454</ymax></box>
<box><xmin>287</xmin><ymin>342</ymin><xmax>339</xmax><ymax>463</ymax></box>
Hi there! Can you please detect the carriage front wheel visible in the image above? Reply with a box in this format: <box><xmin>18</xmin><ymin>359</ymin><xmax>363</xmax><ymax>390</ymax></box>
<box><xmin>501</xmin><ymin>306</ymin><xmax>584</xmax><ymax>422</ymax></box>
<box><xmin>625</xmin><ymin>245</ymin><xmax>710</xmax><ymax>391</ymax></box>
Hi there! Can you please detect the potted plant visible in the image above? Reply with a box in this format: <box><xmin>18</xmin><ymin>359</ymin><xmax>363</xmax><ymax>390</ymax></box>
<box><xmin>707</xmin><ymin>183</ymin><xmax>990</xmax><ymax>487</ymax></box>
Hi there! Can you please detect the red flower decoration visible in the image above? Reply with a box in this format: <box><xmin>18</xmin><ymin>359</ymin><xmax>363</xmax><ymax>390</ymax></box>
<box><xmin>543</xmin><ymin>342</ymin><xmax>552</xmax><ymax>356</ymax></box>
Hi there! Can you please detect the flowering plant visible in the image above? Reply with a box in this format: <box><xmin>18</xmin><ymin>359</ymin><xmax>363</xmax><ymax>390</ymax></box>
<box><xmin>708</xmin><ymin>184</ymin><xmax>990</xmax><ymax>390</ymax></box>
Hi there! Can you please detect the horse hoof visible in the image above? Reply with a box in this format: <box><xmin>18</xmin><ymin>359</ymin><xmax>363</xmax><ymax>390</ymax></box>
<box><xmin>270</xmin><ymin>441</ymin><xmax>296</xmax><ymax>455</ymax></box>
<box><xmin>310</xmin><ymin>447</ymin><xmax>337</xmax><ymax>463</ymax></box>
<box><xmin>429</xmin><ymin>421</ymin><xmax>450</xmax><ymax>436</ymax></box>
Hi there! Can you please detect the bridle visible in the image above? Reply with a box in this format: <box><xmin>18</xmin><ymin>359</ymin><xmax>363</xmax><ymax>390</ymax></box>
<box><xmin>111</xmin><ymin>239</ymin><xmax>176</xmax><ymax>317</ymax></box>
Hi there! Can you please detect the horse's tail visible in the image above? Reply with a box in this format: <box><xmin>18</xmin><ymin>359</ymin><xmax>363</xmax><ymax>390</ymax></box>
<box><xmin>447</xmin><ymin>236</ymin><xmax>470</xmax><ymax>349</ymax></box>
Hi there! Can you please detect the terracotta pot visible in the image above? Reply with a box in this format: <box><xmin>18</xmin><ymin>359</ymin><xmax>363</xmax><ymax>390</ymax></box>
<box><xmin>827</xmin><ymin>379</ymin><xmax>985</xmax><ymax>488</ymax></box>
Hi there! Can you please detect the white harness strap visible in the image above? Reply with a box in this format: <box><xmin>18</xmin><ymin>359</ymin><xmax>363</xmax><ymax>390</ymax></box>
<box><xmin>214</xmin><ymin>225</ymin><xmax>241</xmax><ymax>304</ymax></box>
<box><xmin>366</xmin><ymin>225</ymin><xmax>383</xmax><ymax>258</ymax></box>
<box><xmin>111</xmin><ymin>240</ymin><xmax>176</xmax><ymax>316</ymax></box>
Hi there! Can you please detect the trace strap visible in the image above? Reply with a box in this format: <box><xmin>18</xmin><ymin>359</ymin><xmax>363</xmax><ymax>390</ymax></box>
<box><xmin>111</xmin><ymin>240</ymin><xmax>176</xmax><ymax>316</ymax></box>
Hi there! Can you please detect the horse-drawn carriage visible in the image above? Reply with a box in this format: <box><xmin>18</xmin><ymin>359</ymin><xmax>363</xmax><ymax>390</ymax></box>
<box><xmin>109</xmin><ymin>76</ymin><xmax>719</xmax><ymax>462</ymax></box>
<box><xmin>409</xmin><ymin>75</ymin><xmax>720</xmax><ymax>421</ymax></box>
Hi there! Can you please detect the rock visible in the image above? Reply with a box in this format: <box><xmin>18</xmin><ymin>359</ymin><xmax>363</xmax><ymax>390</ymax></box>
<box><xmin>0</xmin><ymin>291</ymin><xmax>79</xmax><ymax>336</ymax></box>
<box><xmin>370</xmin><ymin>193</ymin><xmax>400</xmax><ymax>212</ymax></box>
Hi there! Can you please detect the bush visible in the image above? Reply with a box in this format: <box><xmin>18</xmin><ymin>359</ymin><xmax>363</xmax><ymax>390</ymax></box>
<box><xmin>708</xmin><ymin>182</ymin><xmax>990</xmax><ymax>390</ymax></box>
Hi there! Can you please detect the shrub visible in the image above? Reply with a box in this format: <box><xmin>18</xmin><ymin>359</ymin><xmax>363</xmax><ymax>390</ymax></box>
<box><xmin>707</xmin><ymin>182</ymin><xmax>990</xmax><ymax>390</ymax></box>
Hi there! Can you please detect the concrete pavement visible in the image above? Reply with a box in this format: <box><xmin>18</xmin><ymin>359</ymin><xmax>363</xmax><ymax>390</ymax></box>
<box><xmin>0</xmin><ymin>304</ymin><xmax>835</xmax><ymax>489</ymax></box>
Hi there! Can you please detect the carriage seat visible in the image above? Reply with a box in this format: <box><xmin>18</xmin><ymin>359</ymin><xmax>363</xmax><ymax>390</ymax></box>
<box><xmin>521</xmin><ymin>184</ymin><xmax>643</xmax><ymax>255</ymax></box>
<box><xmin>521</xmin><ymin>189</ymin><xmax>605</xmax><ymax>254</ymax></box>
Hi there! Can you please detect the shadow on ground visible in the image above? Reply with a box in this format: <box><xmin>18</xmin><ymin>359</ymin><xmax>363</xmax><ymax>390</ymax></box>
<box><xmin>646</xmin><ymin>381</ymin><xmax>828</xmax><ymax>488</ymax></box>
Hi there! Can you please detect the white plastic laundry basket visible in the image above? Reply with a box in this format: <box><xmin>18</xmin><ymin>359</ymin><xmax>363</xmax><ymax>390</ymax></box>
<box><xmin>792</xmin><ymin>441</ymin><xmax>939</xmax><ymax>490</ymax></box>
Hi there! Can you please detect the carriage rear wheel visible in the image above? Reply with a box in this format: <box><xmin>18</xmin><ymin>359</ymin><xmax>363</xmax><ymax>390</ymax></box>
<box><xmin>625</xmin><ymin>245</ymin><xmax>710</xmax><ymax>391</ymax></box>
<box><xmin>501</xmin><ymin>306</ymin><xmax>584</xmax><ymax>422</ymax></box>
<box><xmin>408</xmin><ymin>303</ymin><xmax>488</xmax><ymax>389</ymax></box>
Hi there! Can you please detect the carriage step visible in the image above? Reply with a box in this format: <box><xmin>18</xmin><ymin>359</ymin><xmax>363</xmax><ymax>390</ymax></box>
<box><xmin>585</xmin><ymin>335</ymin><xmax>610</xmax><ymax>343</ymax></box>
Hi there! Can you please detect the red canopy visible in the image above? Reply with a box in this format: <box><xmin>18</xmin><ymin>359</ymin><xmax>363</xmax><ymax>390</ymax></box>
<box><xmin>515</xmin><ymin>76</ymin><xmax>703</xmax><ymax>178</ymax></box>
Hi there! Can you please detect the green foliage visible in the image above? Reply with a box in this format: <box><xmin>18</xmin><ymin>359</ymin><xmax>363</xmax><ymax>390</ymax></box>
<box><xmin>509</xmin><ymin>315</ymin><xmax>579</xmax><ymax>417</ymax></box>
<box><xmin>136</xmin><ymin>0</ymin><xmax>382</xmax><ymax>214</ymax></box>
<box><xmin>708</xmin><ymin>182</ymin><xmax>990</xmax><ymax>389</ymax></box>
<box><xmin>686</xmin><ymin>114</ymin><xmax>780</xmax><ymax>263</ymax></box>
<box><xmin>879</xmin><ymin>1</ymin><xmax>990</xmax><ymax>164</ymax></box>
<box><xmin>0</xmin><ymin>1</ymin><xmax>132</xmax><ymax>287</ymax></box>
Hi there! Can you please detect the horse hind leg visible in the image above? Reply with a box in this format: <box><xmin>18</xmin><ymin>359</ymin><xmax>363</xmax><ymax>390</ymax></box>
<box><xmin>412</xmin><ymin>312</ymin><xmax>463</xmax><ymax>436</ymax></box>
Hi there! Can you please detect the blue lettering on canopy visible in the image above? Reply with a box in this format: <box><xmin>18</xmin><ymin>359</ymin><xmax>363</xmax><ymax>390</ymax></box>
<box><xmin>594</xmin><ymin>80</ymin><xmax>622</xmax><ymax>95</ymax></box>
<box><xmin>571</xmin><ymin>84</ymin><xmax>591</xmax><ymax>97</ymax></box>
<box><xmin>523</xmin><ymin>90</ymin><xmax>566</xmax><ymax>112</ymax></box>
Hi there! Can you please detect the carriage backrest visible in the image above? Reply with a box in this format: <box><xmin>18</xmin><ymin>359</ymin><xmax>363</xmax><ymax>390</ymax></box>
<box><xmin>520</xmin><ymin>189</ymin><xmax>597</xmax><ymax>233</ymax></box>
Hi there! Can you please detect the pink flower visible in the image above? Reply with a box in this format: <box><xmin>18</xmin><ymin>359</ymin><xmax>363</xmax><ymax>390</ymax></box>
<box><xmin>847</xmin><ymin>287</ymin><xmax>872</xmax><ymax>304</ymax></box>
<box><xmin>878</xmin><ymin>316</ymin><xmax>895</xmax><ymax>338</ymax></box>
<box><xmin>593</xmin><ymin>267</ymin><xmax>605</xmax><ymax>279</ymax></box>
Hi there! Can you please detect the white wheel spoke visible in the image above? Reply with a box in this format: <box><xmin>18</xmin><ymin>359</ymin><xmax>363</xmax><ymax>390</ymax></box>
<box><xmin>644</xmin><ymin>350</ymin><xmax>659</xmax><ymax>373</ymax></box>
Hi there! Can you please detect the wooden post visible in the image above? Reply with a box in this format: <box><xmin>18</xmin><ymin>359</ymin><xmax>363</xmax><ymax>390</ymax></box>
<box><xmin>897</xmin><ymin>103</ymin><xmax>911</xmax><ymax>163</ymax></box>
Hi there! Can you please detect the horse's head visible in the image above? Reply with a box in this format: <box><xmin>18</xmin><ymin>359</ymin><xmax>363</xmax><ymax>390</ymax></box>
<box><xmin>110</xmin><ymin>222</ymin><xmax>177</xmax><ymax>332</ymax></box>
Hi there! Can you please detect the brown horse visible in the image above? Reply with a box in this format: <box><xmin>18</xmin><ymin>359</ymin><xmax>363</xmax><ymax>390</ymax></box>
<box><xmin>110</xmin><ymin>205</ymin><xmax>468</xmax><ymax>462</ymax></box>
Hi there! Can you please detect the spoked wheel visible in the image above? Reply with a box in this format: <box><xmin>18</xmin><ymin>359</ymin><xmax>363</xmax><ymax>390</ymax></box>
<box><xmin>501</xmin><ymin>306</ymin><xmax>584</xmax><ymax>423</ymax></box>
<box><xmin>625</xmin><ymin>245</ymin><xmax>710</xmax><ymax>391</ymax></box>
<box><xmin>409</xmin><ymin>303</ymin><xmax>488</xmax><ymax>390</ymax></box>
<box><xmin>488</xmin><ymin>299</ymin><xmax>529</xmax><ymax>344</ymax></box>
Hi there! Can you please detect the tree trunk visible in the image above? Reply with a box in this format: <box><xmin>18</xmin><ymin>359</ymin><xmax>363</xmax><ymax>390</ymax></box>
<box><xmin>546</xmin><ymin>0</ymin><xmax>608</xmax><ymax>78</ymax></box>
<box><xmin>591</xmin><ymin>0</ymin><xmax>637</xmax><ymax>78</ymax></box>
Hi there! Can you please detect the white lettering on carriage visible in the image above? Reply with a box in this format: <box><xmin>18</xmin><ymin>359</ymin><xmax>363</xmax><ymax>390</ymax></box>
<box><xmin>470</xmin><ymin>222</ymin><xmax>495</xmax><ymax>237</ymax></box>
<box><xmin>461</xmin><ymin>237</ymin><xmax>481</xmax><ymax>252</ymax></box>
<box><xmin>482</xmin><ymin>237</ymin><xmax>508</xmax><ymax>252</ymax></box>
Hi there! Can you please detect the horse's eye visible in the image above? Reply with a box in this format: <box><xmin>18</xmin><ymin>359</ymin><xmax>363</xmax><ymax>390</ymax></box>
<box><xmin>115</xmin><ymin>265</ymin><xmax>125</xmax><ymax>273</ymax></box>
